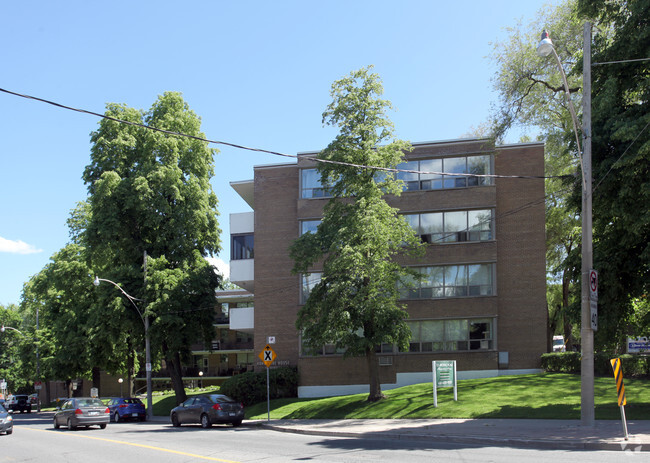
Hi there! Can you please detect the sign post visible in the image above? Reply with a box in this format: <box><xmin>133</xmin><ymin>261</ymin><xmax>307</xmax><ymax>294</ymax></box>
<box><xmin>432</xmin><ymin>360</ymin><xmax>457</xmax><ymax>407</ymax></box>
<box><xmin>610</xmin><ymin>358</ymin><xmax>629</xmax><ymax>440</ymax></box>
<box><xmin>258</xmin><ymin>344</ymin><xmax>277</xmax><ymax>422</ymax></box>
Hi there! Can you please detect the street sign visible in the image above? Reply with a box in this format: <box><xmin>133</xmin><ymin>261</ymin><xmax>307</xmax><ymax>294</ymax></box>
<box><xmin>259</xmin><ymin>344</ymin><xmax>277</xmax><ymax>368</ymax></box>
<box><xmin>589</xmin><ymin>269</ymin><xmax>598</xmax><ymax>301</ymax></box>
<box><xmin>34</xmin><ymin>381</ymin><xmax>42</xmax><ymax>390</ymax></box>
<box><xmin>610</xmin><ymin>358</ymin><xmax>629</xmax><ymax>440</ymax></box>
<box><xmin>590</xmin><ymin>300</ymin><xmax>598</xmax><ymax>331</ymax></box>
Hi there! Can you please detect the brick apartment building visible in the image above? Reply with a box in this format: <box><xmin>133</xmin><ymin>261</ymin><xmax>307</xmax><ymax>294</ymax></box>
<box><xmin>229</xmin><ymin>138</ymin><xmax>547</xmax><ymax>398</ymax></box>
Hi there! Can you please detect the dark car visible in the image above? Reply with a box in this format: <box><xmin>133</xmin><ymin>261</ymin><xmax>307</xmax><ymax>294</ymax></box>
<box><xmin>0</xmin><ymin>403</ymin><xmax>13</xmax><ymax>435</ymax></box>
<box><xmin>53</xmin><ymin>398</ymin><xmax>110</xmax><ymax>430</ymax></box>
<box><xmin>107</xmin><ymin>397</ymin><xmax>146</xmax><ymax>422</ymax></box>
<box><xmin>6</xmin><ymin>395</ymin><xmax>31</xmax><ymax>413</ymax></box>
<box><xmin>170</xmin><ymin>394</ymin><xmax>244</xmax><ymax>428</ymax></box>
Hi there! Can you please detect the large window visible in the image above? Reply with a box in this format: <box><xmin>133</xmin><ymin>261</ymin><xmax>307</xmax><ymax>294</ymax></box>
<box><xmin>399</xmin><ymin>263</ymin><xmax>494</xmax><ymax>299</ymax></box>
<box><xmin>407</xmin><ymin>318</ymin><xmax>494</xmax><ymax>352</ymax></box>
<box><xmin>300</xmin><ymin>219</ymin><xmax>322</xmax><ymax>235</ymax></box>
<box><xmin>301</xmin><ymin>169</ymin><xmax>334</xmax><ymax>199</ymax></box>
<box><xmin>231</xmin><ymin>234</ymin><xmax>254</xmax><ymax>260</ymax></box>
<box><xmin>396</xmin><ymin>155</ymin><xmax>492</xmax><ymax>191</ymax></box>
<box><xmin>300</xmin><ymin>272</ymin><xmax>322</xmax><ymax>304</ymax></box>
<box><xmin>404</xmin><ymin>209</ymin><xmax>493</xmax><ymax>244</ymax></box>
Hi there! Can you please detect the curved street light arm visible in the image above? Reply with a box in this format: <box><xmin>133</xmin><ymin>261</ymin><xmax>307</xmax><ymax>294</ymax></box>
<box><xmin>93</xmin><ymin>276</ymin><xmax>145</xmax><ymax>324</ymax></box>
<box><xmin>0</xmin><ymin>325</ymin><xmax>24</xmax><ymax>335</ymax></box>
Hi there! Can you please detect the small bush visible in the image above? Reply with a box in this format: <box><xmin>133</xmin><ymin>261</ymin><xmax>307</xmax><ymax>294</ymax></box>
<box><xmin>541</xmin><ymin>352</ymin><xmax>581</xmax><ymax>373</ymax></box>
<box><xmin>220</xmin><ymin>367</ymin><xmax>299</xmax><ymax>406</ymax></box>
<box><xmin>542</xmin><ymin>352</ymin><xmax>650</xmax><ymax>378</ymax></box>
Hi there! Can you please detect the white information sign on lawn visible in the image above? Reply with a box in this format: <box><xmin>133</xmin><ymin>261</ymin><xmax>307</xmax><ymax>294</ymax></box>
<box><xmin>432</xmin><ymin>360</ymin><xmax>457</xmax><ymax>407</ymax></box>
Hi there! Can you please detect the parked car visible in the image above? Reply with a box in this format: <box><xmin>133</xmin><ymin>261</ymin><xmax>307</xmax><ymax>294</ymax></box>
<box><xmin>6</xmin><ymin>394</ymin><xmax>31</xmax><ymax>413</ymax></box>
<box><xmin>170</xmin><ymin>394</ymin><xmax>244</xmax><ymax>428</ymax></box>
<box><xmin>0</xmin><ymin>403</ymin><xmax>13</xmax><ymax>435</ymax></box>
<box><xmin>107</xmin><ymin>397</ymin><xmax>146</xmax><ymax>422</ymax></box>
<box><xmin>53</xmin><ymin>398</ymin><xmax>110</xmax><ymax>430</ymax></box>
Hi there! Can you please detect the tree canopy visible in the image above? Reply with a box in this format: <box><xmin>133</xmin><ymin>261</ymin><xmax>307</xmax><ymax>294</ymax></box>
<box><xmin>290</xmin><ymin>66</ymin><xmax>423</xmax><ymax>401</ymax></box>
<box><xmin>81</xmin><ymin>92</ymin><xmax>223</xmax><ymax>402</ymax></box>
<box><xmin>577</xmin><ymin>0</ymin><xmax>650</xmax><ymax>347</ymax></box>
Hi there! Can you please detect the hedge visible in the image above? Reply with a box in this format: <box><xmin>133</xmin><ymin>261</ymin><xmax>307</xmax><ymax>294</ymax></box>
<box><xmin>219</xmin><ymin>366</ymin><xmax>299</xmax><ymax>406</ymax></box>
<box><xmin>541</xmin><ymin>352</ymin><xmax>650</xmax><ymax>378</ymax></box>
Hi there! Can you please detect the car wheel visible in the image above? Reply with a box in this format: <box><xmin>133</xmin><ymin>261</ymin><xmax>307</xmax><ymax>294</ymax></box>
<box><xmin>232</xmin><ymin>420</ymin><xmax>242</xmax><ymax>427</ymax></box>
<box><xmin>6</xmin><ymin>429</ymin><xmax>12</xmax><ymax>435</ymax></box>
<box><xmin>67</xmin><ymin>418</ymin><xmax>76</xmax><ymax>430</ymax></box>
<box><xmin>114</xmin><ymin>411</ymin><xmax>120</xmax><ymax>423</ymax></box>
<box><xmin>99</xmin><ymin>424</ymin><xmax>107</xmax><ymax>429</ymax></box>
<box><xmin>171</xmin><ymin>413</ymin><xmax>181</xmax><ymax>427</ymax></box>
<box><xmin>200</xmin><ymin>413</ymin><xmax>211</xmax><ymax>429</ymax></box>
<box><xmin>53</xmin><ymin>417</ymin><xmax>60</xmax><ymax>429</ymax></box>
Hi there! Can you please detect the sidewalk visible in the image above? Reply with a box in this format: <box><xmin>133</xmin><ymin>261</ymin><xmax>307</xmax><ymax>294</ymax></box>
<box><xmin>256</xmin><ymin>418</ymin><xmax>650</xmax><ymax>451</ymax></box>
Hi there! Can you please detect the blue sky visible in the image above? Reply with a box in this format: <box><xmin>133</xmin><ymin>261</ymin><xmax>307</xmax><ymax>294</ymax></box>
<box><xmin>0</xmin><ymin>0</ymin><xmax>556</xmax><ymax>306</ymax></box>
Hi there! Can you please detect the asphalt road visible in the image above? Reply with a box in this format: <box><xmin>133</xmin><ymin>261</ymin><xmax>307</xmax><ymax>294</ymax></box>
<box><xmin>1</xmin><ymin>413</ymin><xmax>641</xmax><ymax>462</ymax></box>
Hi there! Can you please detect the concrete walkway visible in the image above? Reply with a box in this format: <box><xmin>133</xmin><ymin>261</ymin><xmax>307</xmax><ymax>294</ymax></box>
<box><xmin>255</xmin><ymin>418</ymin><xmax>650</xmax><ymax>451</ymax></box>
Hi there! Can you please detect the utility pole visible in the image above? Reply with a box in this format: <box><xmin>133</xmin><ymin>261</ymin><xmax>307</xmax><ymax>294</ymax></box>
<box><xmin>580</xmin><ymin>21</ymin><xmax>595</xmax><ymax>427</ymax></box>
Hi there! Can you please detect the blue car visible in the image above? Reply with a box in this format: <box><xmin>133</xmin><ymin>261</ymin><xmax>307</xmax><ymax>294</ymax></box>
<box><xmin>107</xmin><ymin>397</ymin><xmax>146</xmax><ymax>422</ymax></box>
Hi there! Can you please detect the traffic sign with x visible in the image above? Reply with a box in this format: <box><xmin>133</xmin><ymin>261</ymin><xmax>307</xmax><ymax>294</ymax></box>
<box><xmin>259</xmin><ymin>344</ymin><xmax>277</xmax><ymax>368</ymax></box>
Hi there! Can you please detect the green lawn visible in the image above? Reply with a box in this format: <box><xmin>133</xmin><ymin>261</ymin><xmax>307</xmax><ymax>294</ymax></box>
<box><xmin>243</xmin><ymin>373</ymin><xmax>650</xmax><ymax>421</ymax></box>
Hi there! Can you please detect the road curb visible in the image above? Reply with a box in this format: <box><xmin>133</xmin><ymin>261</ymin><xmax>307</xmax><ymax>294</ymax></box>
<box><xmin>260</xmin><ymin>422</ymin><xmax>648</xmax><ymax>452</ymax></box>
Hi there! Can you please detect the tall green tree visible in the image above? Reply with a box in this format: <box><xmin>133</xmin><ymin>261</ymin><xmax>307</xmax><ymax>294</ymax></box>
<box><xmin>290</xmin><ymin>67</ymin><xmax>423</xmax><ymax>402</ymax></box>
<box><xmin>576</xmin><ymin>0</ymin><xmax>650</xmax><ymax>349</ymax></box>
<box><xmin>488</xmin><ymin>0</ymin><xmax>588</xmax><ymax>349</ymax></box>
<box><xmin>20</xmin><ymin>244</ymin><xmax>100</xmax><ymax>397</ymax></box>
<box><xmin>82</xmin><ymin>92</ymin><xmax>222</xmax><ymax>403</ymax></box>
<box><xmin>0</xmin><ymin>303</ymin><xmax>27</xmax><ymax>393</ymax></box>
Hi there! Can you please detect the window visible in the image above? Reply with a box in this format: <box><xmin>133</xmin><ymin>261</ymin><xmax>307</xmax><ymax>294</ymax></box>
<box><xmin>396</xmin><ymin>155</ymin><xmax>492</xmax><ymax>191</ymax></box>
<box><xmin>231</xmin><ymin>234</ymin><xmax>254</xmax><ymax>260</ymax></box>
<box><xmin>404</xmin><ymin>209</ymin><xmax>494</xmax><ymax>244</ymax></box>
<box><xmin>407</xmin><ymin>318</ymin><xmax>494</xmax><ymax>352</ymax></box>
<box><xmin>399</xmin><ymin>263</ymin><xmax>494</xmax><ymax>299</ymax></box>
<box><xmin>300</xmin><ymin>220</ymin><xmax>321</xmax><ymax>235</ymax></box>
<box><xmin>301</xmin><ymin>169</ymin><xmax>333</xmax><ymax>199</ymax></box>
<box><xmin>301</xmin><ymin>272</ymin><xmax>322</xmax><ymax>304</ymax></box>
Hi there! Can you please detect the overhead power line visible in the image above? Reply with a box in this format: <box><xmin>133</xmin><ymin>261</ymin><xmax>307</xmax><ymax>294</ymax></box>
<box><xmin>0</xmin><ymin>86</ymin><xmax>565</xmax><ymax>181</ymax></box>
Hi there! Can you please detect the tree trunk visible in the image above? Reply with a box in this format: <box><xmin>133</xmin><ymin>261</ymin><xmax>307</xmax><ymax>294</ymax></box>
<box><xmin>562</xmin><ymin>270</ymin><xmax>574</xmax><ymax>350</ymax></box>
<box><xmin>365</xmin><ymin>346</ymin><xmax>385</xmax><ymax>402</ymax></box>
<box><xmin>92</xmin><ymin>367</ymin><xmax>101</xmax><ymax>392</ymax></box>
<box><xmin>163</xmin><ymin>343</ymin><xmax>187</xmax><ymax>405</ymax></box>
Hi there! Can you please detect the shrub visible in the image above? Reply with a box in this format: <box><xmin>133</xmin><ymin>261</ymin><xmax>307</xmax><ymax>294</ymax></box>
<box><xmin>541</xmin><ymin>352</ymin><xmax>581</xmax><ymax>373</ymax></box>
<box><xmin>220</xmin><ymin>367</ymin><xmax>299</xmax><ymax>406</ymax></box>
<box><xmin>542</xmin><ymin>352</ymin><xmax>650</xmax><ymax>378</ymax></box>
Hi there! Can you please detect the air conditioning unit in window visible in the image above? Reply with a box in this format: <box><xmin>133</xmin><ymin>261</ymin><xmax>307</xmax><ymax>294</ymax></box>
<box><xmin>378</xmin><ymin>356</ymin><xmax>393</xmax><ymax>366</ymax></box>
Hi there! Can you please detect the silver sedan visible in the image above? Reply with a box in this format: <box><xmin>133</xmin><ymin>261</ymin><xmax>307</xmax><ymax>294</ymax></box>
<box><xmin>53</xmin><ymin>398</ymin><xmax>110</xmax><ymax>430</ymax></box>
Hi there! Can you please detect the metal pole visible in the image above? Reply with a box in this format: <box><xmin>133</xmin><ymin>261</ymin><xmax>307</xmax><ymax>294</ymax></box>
<box><xmin>144</xmin><ymin>250</ymin><xmax>153</xmax><ymax>421</ymax></box>
<box><xmin>36</xmin><ymin>305</ymin><xmax>40</xmax><ymax>412</ymax></box>
<box><xmin>266</xmin><ymin>367</ymin><xmax>270</xmax><ymax>422</ymax></box>
<box><xmin>580</xmin><ymin>21</ymin><xmax>595</xmax><ymax>427</ymax></box>
<box><xmin>620</xmin><ymin>405</ymin><xmax>629</xmax><ymax>440</ymax></box>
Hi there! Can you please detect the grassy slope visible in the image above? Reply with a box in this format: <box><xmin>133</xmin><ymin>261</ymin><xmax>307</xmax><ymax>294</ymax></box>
<box><xmin>243</xmin><ymin>373</ymin><xmax>650</xmax><ymax>420</ymax></box>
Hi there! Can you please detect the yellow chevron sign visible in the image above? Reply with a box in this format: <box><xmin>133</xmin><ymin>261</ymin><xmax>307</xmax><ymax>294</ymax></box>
<box><xmin>610</xmin><ymin>358</ymin><xmax>627</xmax><ymax>407</ymax></box>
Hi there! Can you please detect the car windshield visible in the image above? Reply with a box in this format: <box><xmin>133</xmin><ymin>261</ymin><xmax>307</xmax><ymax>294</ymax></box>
<box><xmin>78</xmin><ymin>398</ymin><xmax>104</xmax><ymax>407</ymax></box>
<box><xmin>208</xmin><ymin>394</ymin><xmax>236</xmax><ymax>403</ymax></box>
<box><xmin>0</xmin><ymin>404</ymin><xmax>6</xmax><ymax>413</ymax></box>
<box><xmin>123</xmin><ymin>398</ymin><xmax>142</xmax><ymax>404</ymax></box>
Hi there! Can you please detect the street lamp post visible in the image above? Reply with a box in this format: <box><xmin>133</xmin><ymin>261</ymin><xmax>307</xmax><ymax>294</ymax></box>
<box><xmin>118</xmin><ymin>378</ymin><xmax>123</xmax><ymax>397</ymax></box>
<box><xmin>93</xmin><ymin>276</ymin><xmax>153</xmax><ymax>421</ymax></box>
<box><xmin>537</xmin><ymin>24</ymin><xmax>595</xmax><ymax>427</ymax></box>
